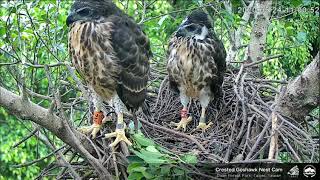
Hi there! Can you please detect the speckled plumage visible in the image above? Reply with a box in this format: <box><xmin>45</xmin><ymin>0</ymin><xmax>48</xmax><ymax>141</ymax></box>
<box><xmin>67</xmin><ymin>0</ymin><xmax>151</xmax><ymax>112</ymax></box>
<box><xmin>167</xmin><ymin>10</ymin><xmax>226</xmax><ymax>131</ymax></box>
<box><xmin>167</xmin><ymin>12</ymin><xmax>226</xmax><ymax>100</ymax></box>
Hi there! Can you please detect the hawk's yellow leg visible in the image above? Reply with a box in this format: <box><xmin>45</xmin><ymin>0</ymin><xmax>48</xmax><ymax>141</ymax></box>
<box><xmin>195</xmin><ymin>107</ymin><xmax>213</xmax><ymax>132</ymax></box>
<box><xmin>105</xmin><ymin>113</ymin><xmax>132</xmax><ymax>147</ymax></box>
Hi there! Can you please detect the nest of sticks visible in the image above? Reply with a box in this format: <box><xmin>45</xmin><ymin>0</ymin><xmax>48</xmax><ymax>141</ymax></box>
<box><xmin>39</xmin><ymin>66</ymin><xmax>319</xmax><ymax>179</ymax></box>
<box><xmin>140</xmin><ymin>66</ymin><xmax>319</xmax><ymax>163</ymax></box>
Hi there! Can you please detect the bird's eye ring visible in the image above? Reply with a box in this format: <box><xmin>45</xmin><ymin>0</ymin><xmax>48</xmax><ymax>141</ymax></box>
<box><xmin>77</xmin><ymin>8</ymin><xmax>92</xmax><ymax>16</ymax></box>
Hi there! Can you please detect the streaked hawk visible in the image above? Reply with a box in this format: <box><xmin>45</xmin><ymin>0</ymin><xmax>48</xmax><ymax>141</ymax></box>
<box><xmin>66</xmin><ymin>0</ymin><xmax>151</xmax><ymax>147</ymax></box>
<box><xmin>167</xmin><ymin>10</ymin><xmax>226</xmax><ymax>132</ymax></box>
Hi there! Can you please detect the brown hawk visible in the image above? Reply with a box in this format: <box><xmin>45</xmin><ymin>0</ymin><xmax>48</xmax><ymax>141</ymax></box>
<box><xmin>66</xmin><ymin>0</ymin><xmax>151</xmax><ymax>147</ymax></box>
<box><xmin>167</xmin><ymin>10</ymin><xmax>226</xmax><ymax>132</ymax></box>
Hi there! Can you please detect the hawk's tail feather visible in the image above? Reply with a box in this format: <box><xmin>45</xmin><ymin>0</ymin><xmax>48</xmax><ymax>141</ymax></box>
<box><xmin>141</xmin><ymin>100</ymin><xmax>152</xmax><ymax>119</ymax></box>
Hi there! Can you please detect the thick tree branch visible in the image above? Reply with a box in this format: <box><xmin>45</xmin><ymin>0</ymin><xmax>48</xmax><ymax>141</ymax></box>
<box><xmin>0</xmin><ymin>86</ymin><xmax>92</xmax><ymax>153</ymax></box>
<box><xmin>225</xmin><ymin>0</ymin><xmax>254</xmax><ymax>64</ymax></box>
<box><xmin>0</xmin><ymin>86</ymin><xmax>112</xmax><ymax>179</ymax></box>
<box><xmin>276</xmin><ymin>53</ymin><xmax>320</xmax><ymax>121</ymax></box>
<box><xmin>246</xmin><ymin>0</ymin><xmax>272</xmax><ymax>68</ymax></box>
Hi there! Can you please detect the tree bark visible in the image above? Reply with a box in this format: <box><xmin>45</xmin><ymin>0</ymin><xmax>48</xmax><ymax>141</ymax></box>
<box><xmin>276</xmin><ymin>52</ymin><xmax>320</xmax><ymax>121</ymax></box>
<box><xmin>246</xmin><ymin>0</ymin><xmax>272</xmax><ymax>74</ymax></box>
<box><xmin>0</xmin><ymin>86</ymin><xmax>113</xmax><ymax>179</ymax></box>
<box><xmin>225</xmin><ymin>0</ymin><xmax>254</xmax><ymax>64</ymax></box>
<box><xmin>0</xmin><ymin>86</ymin><xmax>94</xmax><ymax>153</ymax></box>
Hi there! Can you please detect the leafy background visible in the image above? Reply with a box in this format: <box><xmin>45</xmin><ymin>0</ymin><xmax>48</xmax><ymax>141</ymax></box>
<box><xmin>0</xmin><ymin>0</ymin><xmax>319</xmax><ymax>179</ymax></box>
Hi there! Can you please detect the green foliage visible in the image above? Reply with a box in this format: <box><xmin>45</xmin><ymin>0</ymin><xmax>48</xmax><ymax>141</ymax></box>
<box><xmin>127</xmin><ymin>132</ymin><xmax>197</xmax><ymax>179</ymax></box>
<box><xmin>263</xmin><ymin>1</ymin><xmax>319</xmax><ymax>79</ymax></box>
<box><xmin>0</xmin><ymin>1</ymin><xmax>72</xmax><ymax>179</ymax></box>
<box><xmin>0</xmin><ymin>108</ymin><xmax>53</xmax><ymax>179</ymax></box>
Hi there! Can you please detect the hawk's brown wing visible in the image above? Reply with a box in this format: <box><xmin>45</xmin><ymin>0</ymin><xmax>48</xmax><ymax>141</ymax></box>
<box><xmin>109</xmin><ymin>16</ymin><xmax>151</xmax><ymax>111</ymax></box>
<box><xmin>208</xmin><ymin>32</ymin><xmax>226</xmax><ymax>97</ymax></box>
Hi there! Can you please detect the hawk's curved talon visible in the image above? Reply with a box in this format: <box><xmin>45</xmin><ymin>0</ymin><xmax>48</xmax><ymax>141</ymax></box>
<box><xmin>171</xmin><ymin>116</ymin><xmax>192</xmax><ymax>131</ymax></box>
<box><xmin>195</xmin><ymin>122</ymin><xmax>213</xmax><ymax>132</ymax></box>
<box><xmin>105</xmin><ymin>124</ymin><xmax>132</xmax><ymax>147</ymax></box>
<box><xmin>78</xmin><ymin>123</ymin><xmax>102</xmax><ymax>139</ymax></box>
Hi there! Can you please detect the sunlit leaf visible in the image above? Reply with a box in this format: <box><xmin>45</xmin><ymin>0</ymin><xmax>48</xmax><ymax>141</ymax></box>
<box><xmin>297</xmin><ymin>32</ymin><xmax>307</xmax><ymax>43</ymax></box>
<box><xmin>133</xmin><ymin>133</ymin><xmax>155</xmax><ymax>147</ymax></box>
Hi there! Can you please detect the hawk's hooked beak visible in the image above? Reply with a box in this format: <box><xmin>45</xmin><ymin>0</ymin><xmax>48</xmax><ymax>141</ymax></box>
<box><xmin>176</xmin><ymin>26</ymin><xmax>187</xmax><ymax>37</ymax></box>
<box><xmin>66</xmin><ymin>12</ymin><xmax>77</xmax><ymax>26</ymax></box>
<box><xmin>176</xmin><ymin>18</ymin><xmax>190</xmax><ymax>37</ymax></box>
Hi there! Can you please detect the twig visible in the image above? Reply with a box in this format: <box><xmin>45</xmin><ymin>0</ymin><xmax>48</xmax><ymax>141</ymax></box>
<box><xmin>65</xmin><ymin>63</ymin><xmax>89</xmax><ymax>100</ymax></box>
<box><xmin>231</xmin><ymin>159</ymin><xmax>280</xmax><ymax>164</ymax></box>
<box><xmin>268</xmin><ymin>112</ymin><xmax>278</xmax><ymax>159</ymax></box>
<box><xmin>141</xmin><ymin>3</ymin><xmax>215</xmax><ymax>23</ymax></box>
<box><xmin>12</xmin><ymin>127</ymin><xmax>39</xmax><ymax>148</ymax></box>
<box><xmin>11</xmin><ymin>146</ymin><xmax>65</xmax><ymax>168</ymax></box>
<box><xmin>245</xmin><ymin>78</ymin><xmax>287</xmax><ymax>84</ymax></box>
<box><xmin>245</xmin><ymin>114</ymin><xmax>272</xmax><ymax>160</ymax></box>
<box><xmin>22</xmin><ymin>62</ymin><xmax>64</xmax><ymax>68</ymax></box>
<box><xmin>244</xmin><ymin>54</ymin><xmax>284</xmax><ymax>68</ymax></box>
<box><xmin>0</xmin><ymin>61</ymin><xmax>20</xmax><ymax>66</ymax></box>
<box><xmin>139</xmin><ymin>118</ymin><xmax>206</xmax><ymax>151</ymax></box>
<box><xmin>111</xmin><ymin>147</ymin><xmax>119</xmax><ymax>180</ymax></box>
<box><xmin>278</xmin><ymin>131</ymin><xmax>302</xmax><ymax>162</ymax></box>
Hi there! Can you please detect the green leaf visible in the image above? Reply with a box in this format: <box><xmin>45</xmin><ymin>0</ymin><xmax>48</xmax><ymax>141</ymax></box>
<box><xmin>133</xmin><ymin>133</ymin><xmax>155</xmax><ymax>147</ymax></box>
<box><xmin>292</xmin><ymin>0</ymin><xmax>303</xmax><ymax>7</ymax></box>
<box><xmin>127</xmin><ymin>155</ymin><xmax>144</xmax><ymax>163</ymax></box>
<box><xmin>173</xmin><ymin>168</ymin><xmax>185</xmax><ymax>176</ymax></box>
<box><xmin>0</xmin><ymin>27</ymin><xmax>5</xmax><ymax>37</ymax></box>
<box><xmin>128</xmin><ymin>172</ymin><xmax>144</xmax><ymax>180</ymax></box>
<box><xmin>158</xmin><ymin>15</ymin><xmax>169</xmax><ymax>26</ymax></box>
<box><xmin>130</xmin><ymin>167</ymin><xmax>153</xmax><ymax>179</ymax></box>
<box><xmin>286</xmin><ymin>27</ymin><xmax>294</xmax><ymax>36</ymax></box>
<box><xmin>132</xmin><ymin>150</ymin><xmax>167</xmax><ymax>164</ymax></box>
<box><xmin>302</xmin><ymin>0</ymin><xmax>311</xmax><ymax>5</ymax></box>
<box><xmin>127</xmin><ymin>162</ymin><xmax>144</xmax><ymax>173</ymax></box>
<box><xmin>284</xmin><ymin>22</ymin><xmax>293</xmax><ymax>28</ymax></box>
<box><xmin>141</xmin><ymin>149</ymin><xmax>163</xmax><ymax>157</ymax></box>
<box><xmin>160</xmin><ymin>164</ymin><xmax>172</xmax><ymax>175</ymax></box>
<box><xmin>146</xmin><ymin>146</ymin><xmax>159</xmax><ymax>153</ymax></box>
<box><xmin>130</xmin><ymin>166</ymin><xmax>147</xmax><ymax>173</ymax></box>
<box><xmin>297</xmin><ymin>32</ymin><xmax>307</xmax><ymax>43</ymax></box>
<box><xmin>180</xmin><ymin>153</ymin><xmax>197</xmax><ymax>164</ymax></box>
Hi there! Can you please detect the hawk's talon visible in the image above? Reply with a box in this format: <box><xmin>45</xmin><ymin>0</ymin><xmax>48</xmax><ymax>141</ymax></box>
<box><xmin>195</xmin><ymin>122</ymin><xmax>213</xmax><ymax>132</ymax></box>
<box><xmin>171</xmin><ymin>116</ymin><xmax>192</xmax><ymax>131</ymax></box>
<box><xmin>78</xmin><ymin>123</ymin><xmax>102</xmax><ymax>139</ymax></box>
<box><xmin>105</xmin><ymin>124</ymin><xmax>132</xmax><ymax>147</ymax></box>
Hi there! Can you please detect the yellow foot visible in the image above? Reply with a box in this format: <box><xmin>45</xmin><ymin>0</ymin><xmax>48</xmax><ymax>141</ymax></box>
<box><xmin>171</xmin><ymin>117</ymin><xmax>192</xmax><ymax>131</ymax></box>
<box><xmin>78</xmin><ymin>124</ymin><xmax>102</xmax><ymax>139</ymax></box>
<box><xmin>195</xmin><ymin>122</ymin><xmax>213</xmax><ymax>132</ymax></box>
<box><xmin>105</xmin><ymin>124</ymin><xmax>132</xmax><ymax>147</ymax></box>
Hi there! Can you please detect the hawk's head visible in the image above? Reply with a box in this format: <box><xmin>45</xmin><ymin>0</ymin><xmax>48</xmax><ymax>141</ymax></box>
<box><xmin>66</xmin><ymin>0</ymin><xmax>121</xmax><ymax>26</ymax></box>
<box><xmin>176</xmin><ymin>10</ymin><xmax>212</xmax><ymax>40</ymax></box>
